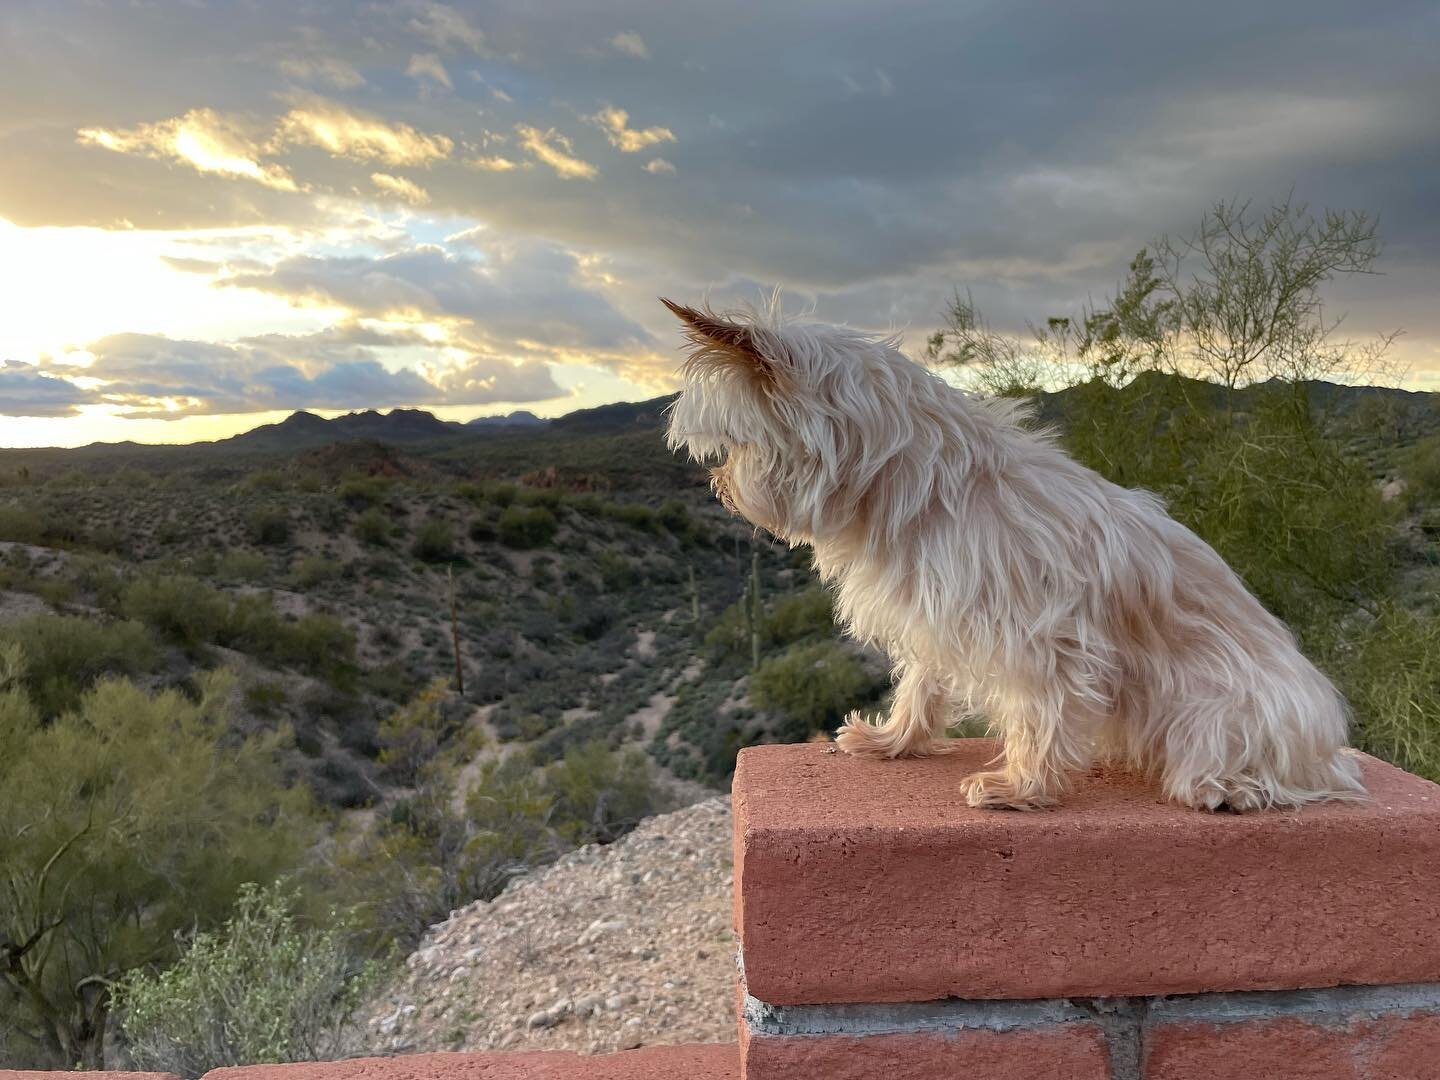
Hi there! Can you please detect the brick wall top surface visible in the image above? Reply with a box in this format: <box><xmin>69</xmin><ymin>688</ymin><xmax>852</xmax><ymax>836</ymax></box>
<box><xmin>733</xmin><ymin>739</ymin><xmax>1440</xmax><ymax>1004</ymax></box>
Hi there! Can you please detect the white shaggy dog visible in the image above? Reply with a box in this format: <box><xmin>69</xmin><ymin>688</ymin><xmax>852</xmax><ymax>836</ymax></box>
<box><xmin>661</xmin><ymin>297</ymin><xmax>1366</xmax><ymax>811</ymax></box>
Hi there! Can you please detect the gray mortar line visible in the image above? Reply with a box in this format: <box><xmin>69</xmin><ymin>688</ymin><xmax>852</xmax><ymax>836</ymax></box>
<box><xmin>743</xmin><ymin>980</ymin><xmax>1440</xmax><ymax>1053</ymax></box>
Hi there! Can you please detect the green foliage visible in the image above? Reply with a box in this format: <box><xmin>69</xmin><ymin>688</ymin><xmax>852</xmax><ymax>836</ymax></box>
<box><xmin>498</xmin><ymin>506</ymin><xmax>557</xmax><ymax>549</ymax></box>
<box><xmin>0</xmin><ymin>666</ymin><xmax>313</xmax><ymax>1070</ymax></box>
<box><xmin>292</xmin><ymin>553</ymin><xmax>340</xmax><ymax>589</ymax></box>
<box><xmin>337</xmin><ymin>476</ymin><xmax>391</xmax><ymax>510</ymax></box>
<box><xmin>216</xmin><ymin>550</ymin><xmax>270</xmax><ymax>584</ymax></box>
<box><xmin>353</xmin><ymin>507</ymin><xmax>391</xmax><ymax>545</ymax></box>
<box><xmin>412</xmin><ymin>519</ymin><xmax>456</xmax><ymax>563</ymax></box>
<box><xmin>1326</xmin><ymin>606</ymin><xmax>1440</xmax><ymax>783</ymax></box>
<box><xmin>0</xmin><ymin>505</ymin><xmax>47</xmax><ymax>545</ymax></box>
<box><xmin>121</xmin><ymin>573</ymin><xmax>229</xmax><ymax>649</ymax></box>
<box><xmin>1401</xmin><ymin>434</ymin><xmax>1440</xmax><ymax>508</ymax></box>
<box><xmin>545</xmin><ymin>741</ymin><xmax>667</xmax><ymax>845</ymax></box>
<box><xmin>115</xmin><ymin>881</ymin><xmax>381</xmax><ymax>1078</ymax></box>
<box><xmin>0</xmin><ymin>614</ymin><xmax>160</xmax><ymax>717</ymax></box>
<box><xmin>377</xmin><ymin>679</ymin><xmax>452</xmax><ymax>786</ymax></box>
<box><xmin>750</xmin><ymin>642</ymin><xmax>885</xmax><ymax>740</ymax></box>
<box><xmin>246</xmin><ymin>507</ymin><xmax>291</xmax><ymax>546</ymax></box>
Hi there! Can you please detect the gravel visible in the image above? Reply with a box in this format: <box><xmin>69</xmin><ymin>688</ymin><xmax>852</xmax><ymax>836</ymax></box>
<box><xmin>362</xmin><ymin>797</ymin><xmax>734</xmax><ymax>1056</ymax></box>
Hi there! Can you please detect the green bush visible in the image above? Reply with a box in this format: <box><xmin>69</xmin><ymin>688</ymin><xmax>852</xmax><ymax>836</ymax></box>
<box><xmin>246</xmin><ymin>507</ymin><xmax>292</xmax><ymax>546</ymax></box>
<box><xmin>0</xmin><ymin>613</ymin><xmax>160</xmax><ymax>717</ymax></box>
<box><xmin>750</xmin><ymin>642</ymin><xmax>885</xmax><ymax>739</ymax></box>
<box><xmin>115</xmin><ymin>881</ymin><xmax>380</xmax><ymax>1077</ymax></box>
<box><xmin>121</xmin><ymin>574</ymin><xmax>229</xmax><ymax>649</ymax></box>
<box><xmin>0</xmin><ymin>504</ymin><xmax>46</xmax><ymax>545</ymax></box>
<box><xmin>765</xmin><ymin>587</ymin><xmax>837</xmax><ymax>645</ymax></box>
<box><xmin>337</xmin><ymin>476</ymin><xmax>390</xmax><ymax>510</ymax></box>
<box><xmin>292</xmin><ymin>553</ymin><xmax>340</xmax><ymax>588</ymax></box>
<box><xmin>546</xmin><ymin>741</ymin><xmax>667</xmax><ymax>845</ymax></box>
<box><xmin>354</xmin><ymin>507</ymin><xmax>391</xmax><ymax>545</ymax></box>
<box><xmin>217</xmin><ymin>550</ymin><xmax>270</xmax><ymax>583</ymax></box>
<box><xmin>498</xmin><ymin>506</ymin><xmax>557</xmax><ymax>549</ymax></box>
<box><xmin>0</xmin><ymin>666</ymin><xmax>313</xmax><ymax>1069</ymax></box>
<box><xmin>1328</xmin><ymin>605</ymin><xmax>1440</xmax><ymax>782</ymax></box>
<box><xmin>412</xmin><ymin>519</ymin><xmax>456</xmax><ymax>562</ymax></box>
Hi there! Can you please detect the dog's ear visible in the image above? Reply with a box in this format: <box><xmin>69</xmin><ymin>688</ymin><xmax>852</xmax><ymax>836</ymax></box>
<box><xmin>660</xmin><ymin>298</ymin><xmax>772</xmax><ymax>377</ymax></box>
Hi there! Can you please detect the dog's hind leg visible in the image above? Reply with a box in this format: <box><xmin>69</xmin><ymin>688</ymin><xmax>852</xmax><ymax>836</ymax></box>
<box><xmin>959</xmin><ymin>677</ymin><xmax>1099</xmax><ymax>810</ymax></box>
<box><xmin>835</xmin><ymin>663</ymin><xmax>954</xmax><ymax>758</ymax></box>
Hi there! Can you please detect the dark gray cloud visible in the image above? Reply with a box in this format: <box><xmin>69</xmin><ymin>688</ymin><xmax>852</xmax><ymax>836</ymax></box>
<box><xmin>0</xmin><ymin>362</ymin><xmax>98</xmax><ymax>417</ymax></box>
<box><xmin>37</xmin><ymin>329</ymin><xmax>564</xmax><ymax>419</ymax></box>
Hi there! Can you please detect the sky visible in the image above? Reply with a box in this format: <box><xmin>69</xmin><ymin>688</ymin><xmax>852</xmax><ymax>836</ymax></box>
<box><xmin>1</xmin><ymin>1</ymin><xmax>1437</xmax><ymax>448</ymax></box>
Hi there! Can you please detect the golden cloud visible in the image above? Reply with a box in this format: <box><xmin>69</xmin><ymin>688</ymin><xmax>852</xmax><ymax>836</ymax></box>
<box><xmin>589</xmin><ymin>106</ymin><xmax>675</xmax><ymax>153</ymax></box>
<box><xmin>78</xmin><ymin>108</ymin><xmax>300</xmax><ymax>191</ymax></box>
<box><xmin>370</xmin><ymin>172</ymin><xmax>431</xmax><ymax>205</ymax></box>
<box><xmin>273</xmin><ymin>96</ymin><xmax>453</xmax><ymax>166</ymax></box>
<box><xmin>467</xmin><ymin>154</ymin><xmax>525</xmax><ymax>172</ymax></box>
<box><xmin>514</xmin><ymin>125</ymin><xmax>598</xmax><ymax>180</ymax></box>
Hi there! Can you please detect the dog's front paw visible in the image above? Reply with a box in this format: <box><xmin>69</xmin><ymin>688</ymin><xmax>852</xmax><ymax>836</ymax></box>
<box><xmin>959</xmin><ymin>769</ymin><xmax>1057</xmax><ymax>811</ymax></box>
<box><xmin>834</xmin><ymin>712</ymin><xmax>889</xmax><ymax>758</ymax></box>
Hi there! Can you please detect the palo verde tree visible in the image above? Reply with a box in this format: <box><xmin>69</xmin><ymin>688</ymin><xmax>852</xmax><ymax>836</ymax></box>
<box><xmin>0</xmin><ymin>648</ymin><xmax>314</xmax><ymax>1070</ymax></box>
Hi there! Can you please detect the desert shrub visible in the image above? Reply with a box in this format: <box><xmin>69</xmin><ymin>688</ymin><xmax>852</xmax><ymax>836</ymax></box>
<box><xmin>0</xmin><ymin>667</ymin><xmax>313</xmax><ymax>1069</ymax></box>
<box><xmin>488</xmin><ymin>483</ymin><xmax>518</xmax><ymax>508</ymax></box>
<box><xmin>121</xmin><ymin>574</ymin><xmax>229</xmax><ymax>649</ymax></box>
<box><xmin>412</xmin><ymin>519</ymin><xmax>456</xmax><ymax>562</ymax></box>
<box><xmin>1401</xmin><ymin>434</ymin><xmax>1440</xmax><ymax>508</ymax></box>
<box><xmin>115</xmin><ymin>881</ymin><xmax>380</xmax><ymax>1078</ymax></box>
<box><xmin>337</xmin><ymin>476</ymin><xmax>390</xmax><ymax>510</ymax></box>
<box><xmin>656</xmin><ymin>500</ymin><xmax>692</xmax><ymax>536</ymax></box>
<box><xmin>0</xmin><ymin>505</ymin><xmax>46</xmax><ymax>544</ymax></box>
<box><xmin>274</xmin><ymin>613</ymin><xmax>356</xmax><ymax>678</ymax></box>
<box><xmin>246</xmin><ymin>507</ymin><xmax>291</xmax><ymax>546</ymax></box>
<box><xmin>378</xmin><ymin>679</ymin><xmax>452</xmax><ymax>785</ymax></box>
<box><xmin>765</xmin><ymin>587</ymin><xmax>836</xmax><ymax>645</ymax></box>
<box><xmin>0</xmin><ymin>614</ymin><xmax>160</xmax><ymax>717</ymax></box>
<box><xmin>750</xmin><ymin>642</ymin><xmax>885</xmax><ymax>739</ymax></box>
<box><xmin>498</xmin><ymin>506</ymin><xmax>557</xmax><ymax>549</ymax></box>
<box><xmin>467</xmin><ymin>511</ymin><xmax>499</xmax><ymax>543</ymax></box>
<box><xmin>1327</xmin><ymin>605</ymin><xmax>1440</xmax><ymax>782</ymax></box>
<box><xmin>216</xmin><ymin>550</ymin><xmax>270</xmax><ymax>583</ymax></box>
<box><xmin>545</xmin><ymin>741</ymin><xmax>667</xmax><ymax>845</ymax></box>
<box><xmin>517</xmin><ymin>487</ymin><xmax>563</xmax><ymax>510</ymax></box>
<box><xmin>241</xmin><ymin>470</ymin><xmax>287</xmax><ymax>492</ymax></box>
<box><xmin>354</xmin><ymin>507</ymin><xmax>391</xmax><ymax>545</ymax></box>
<box><xmin>292</xmin><ymin>554</ymin><xmax>339</xmax><ymax>588</ymax></box>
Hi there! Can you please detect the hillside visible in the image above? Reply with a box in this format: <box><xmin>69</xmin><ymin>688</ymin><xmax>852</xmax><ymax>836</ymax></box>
<box><xmin>362</xmin><ymin>797</ymin><xmax>733</xmax><ymax>1056</ymax></box>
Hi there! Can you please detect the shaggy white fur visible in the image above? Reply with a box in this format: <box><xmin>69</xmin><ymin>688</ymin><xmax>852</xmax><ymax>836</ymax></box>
<box><xmin>661</xmin><ymin>297</ymin><xmax>1366</xmax><ymax>811</ymax></box>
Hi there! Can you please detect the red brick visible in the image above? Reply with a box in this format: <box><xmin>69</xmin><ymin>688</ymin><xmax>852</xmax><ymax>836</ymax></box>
<box><xmin>201</xmin><ymin>1046</ymin><xmax>736</xmax><ymax>1080</ymax></box>
<box><xmin>742</xmin><ymin>1025</ymin><xmax>1110</xmax><ymax>1080</ymax></box>
<box><xmin>734</xmin><ymin>740</ymin><xmax>1440</xmax><ymax>1004</ymax></box>
<box><xmin>1145</xmin><ymin>1012</ymin><xmax>1440</xmax><ymax>1080</ymax></box>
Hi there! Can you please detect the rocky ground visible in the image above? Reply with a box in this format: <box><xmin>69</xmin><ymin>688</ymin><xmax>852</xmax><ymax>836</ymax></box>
<box><xmin>362</xmin><ymin>797</ymin><xmax>735</xmax><ymax>1056</ymax></box>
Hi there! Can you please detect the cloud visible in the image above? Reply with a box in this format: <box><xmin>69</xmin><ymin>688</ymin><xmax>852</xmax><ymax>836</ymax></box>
<box><xmin>370</xmin><ymin>172</ymin><xmax>430</xmax><ymax>205</ymax></box>
<box><xmin>644</xmin><ymin>158</ymin><xmax>676</xmax><ymax>176</ymax></box>
<box><xmin>589</xmin><ymin>106</ymin><xmax>675</xmax><ymax>153</ymax></box>
<box><xmin>0</xmin><ymin>361</ymin><xmax>98</xmax><ymax>418</ymax></box>
<box><xmin>273</xmin><ymin>95</ymin><xmax>453</xmax><ymax>166</ymax></box>
<box><xmin>609</xmin><ymin>32</ymin><xmax>649</xmax><ymax>59</ymax></box>
<box><xmin>406</xmin><ymin>52</ymin><xmax>452</xmax><ymax>90</ymax></box>
<box><xmin>64</xmin><ymin>327</ymin><xmax>563</xmax><ymax>418</ymax></box>
<box><xmin>223</xmin><ymin>237</ymin><xmax>654</xmax><ymax>353</ymax></box>
<box><xmin>78</xmin><ymin>108</ymin><xmax>299</xmax><ymax>191</ymax></box>
<box><xmin>405</xmin><ymin>2</ymin><xmax>486</xmax><ymax>53</ymax></box>
<box><xmin>514</xmin><ymin>125</ymin><xmax>597</xmax><ymax>180</ymax></box>
<box><xmin>277</xmin><ymin>55</ymin><xmax>366</xmax><ymax>90</ymax></box>
<box><xmin>466</xmin><ymin>154</ymin><xmax>524</xmax><ymax>172</ymax></box>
